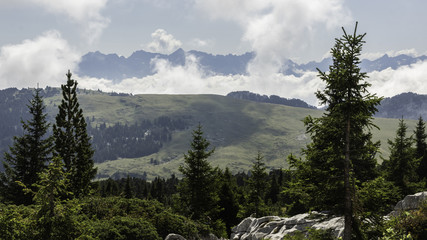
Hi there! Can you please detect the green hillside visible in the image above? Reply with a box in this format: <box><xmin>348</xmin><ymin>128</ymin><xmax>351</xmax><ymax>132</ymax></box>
<box><xmin>44</xmin><ymin>91</ymin><xmax>416</xmax><ymax>180</ymax></box>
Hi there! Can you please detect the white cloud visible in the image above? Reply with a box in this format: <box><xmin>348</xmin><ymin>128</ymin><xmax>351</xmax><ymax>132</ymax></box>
<box><xmin>76</xmin><ymin>54</ymin><xmax>324</xmax><ymax>106</ymax></box>
<box><xmin>194</xmin><ymin>0</ymin><xmax>351</xmax><ymax>88</ymax></box>
<box><xmin>369</xmin><ymin>60</ymin><xmax>427</xmax><ymax>98</ymax></box>
<box><xmin>145</xmin><ymin>29</ymin><xmax>183</xmax><ymax>54</ymax></box>
<box><xmin>29</xmin><ymin>0</ymin><xmax>110</xmax><ymax>43</ymax></box>
<box><xmin>76</xmin><ymin>57</ymin><xmax>427</xmax><ymax>108</ymax></box>
<box><xmin>0</xmin><ymin>31</ymin><xmax>81</xmax><ymax>89</ymax></box>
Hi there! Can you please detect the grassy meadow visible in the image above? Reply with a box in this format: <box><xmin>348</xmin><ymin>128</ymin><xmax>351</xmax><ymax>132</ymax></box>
<box><xmin>44</xmin><ymin>91</ymin><xmax>416</xmax><ymax>180</ymax></box>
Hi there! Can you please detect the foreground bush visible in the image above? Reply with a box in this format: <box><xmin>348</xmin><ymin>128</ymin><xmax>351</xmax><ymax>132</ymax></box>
<box><xmin>0</xmin><ymin>197</ymin><xmax>211</xmax><ymax>240</ymax></box>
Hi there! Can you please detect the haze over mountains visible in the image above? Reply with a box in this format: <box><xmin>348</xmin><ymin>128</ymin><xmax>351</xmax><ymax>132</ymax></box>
<box><xmin>77</xmin><ymin>48</ymin><xmax>427</xmax><ymax>81</ymax></box>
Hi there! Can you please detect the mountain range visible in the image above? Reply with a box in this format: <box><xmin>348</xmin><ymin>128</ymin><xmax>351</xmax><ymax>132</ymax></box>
<box><xmin>77</xmin><ymin>48</ymin><xmax>427</xmax><ymax>80</ymax></box>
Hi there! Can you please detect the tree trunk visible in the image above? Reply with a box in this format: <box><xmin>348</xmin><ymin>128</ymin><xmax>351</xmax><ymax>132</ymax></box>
<box><xmin>343</xmin><ymin>118</ymin><xmax>352</xmax><ymax>240</ymax></box>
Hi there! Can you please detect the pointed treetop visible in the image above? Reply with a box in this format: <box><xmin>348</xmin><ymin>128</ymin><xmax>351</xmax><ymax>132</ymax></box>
<box><xmin>66</xmin><ymin>69</ymin><xmax>72</xmax><ymax>79</ymax></box>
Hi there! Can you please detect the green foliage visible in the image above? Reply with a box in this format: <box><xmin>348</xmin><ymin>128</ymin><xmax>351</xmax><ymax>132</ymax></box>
<box><xmin>177</xmin><ymin>123</ymin><xmax>219</xmax><ymax>220</ymax></box>
<box><xmin>380</xmin><ymin>201</ymin><xmax>427</xmax><ymax>240</ymax></box>
<box><xmin>0</xmin><ymin>203</ymin><xmax>37</xmax><ymax>240</ymax></box>
<box><xmin>282</xmin><ymin>155</ymin><xmax>316</xmax><ymax>215</ymax></box>
<box><xmin>358</xmin><ymin>177</ymin><xmax>401</xmax><ymax>217</ymax></box>
<box><xmin>79</xmin><ymin>216</ymin><xmax>161</xmax><ymax>240</ymax></box>
<box><xmin>123</xmin><ymin>175</ymin><xmax>133</xmax><ymax>199</ymax></box>
<box><xmin>382</xmin><ymin>119</ymin><xmax>424</xmax><ymax>196</ymax></box>
<box><xmin>241</xmin><ymin>151</ymin><xmax>269</xmax><ymax>217</ymax></box>
<box><xmin>298</xmin><ymin>23</ymin><xmax>381</xmax><ymax>212</ymax></box>
<box><xmin>154</xmin><ymin>210</ymin><xmax>199</xmax><ymax>239</ymax></box>
<box><xmin>18</xmin><ymin>156</ymin><xmax>79</xmax><ymax>240</ymax></box>
<box><xmin>0</xmin><ymin>195</ymin><xmax>212</xmax><ymax>240</ymax></box>
<box><xmin>282</xmin><ymin>228</ymin><xmax>335</xmax><ymax>240</ymax></box>
<box><xmin>414</xmin><ymin>117</ymin><xmax>427</xmax><ymax>184</ymax></box>
<box><xmin>357</xmin><ymin>177</ymin><xmax>402</xmax><ymax>239</ymax></box>
<box><xmin>284</xmin><ymin>23</ymin><xmax>382</xmax><ymax>240</ymax></box>
<box><xmin>0</xmin><ymin>88</ymin><xmax>54</xmax><ymax>205</ymax></box>
<box><xmin>53</xmin><ymin>70</ymin><xmax>96</xmax><ymax>198</ymax></box>
<box><xmin>217</xmin><ymin>168</ymin><xmax>240</xmax><ymax>236</ymax></box>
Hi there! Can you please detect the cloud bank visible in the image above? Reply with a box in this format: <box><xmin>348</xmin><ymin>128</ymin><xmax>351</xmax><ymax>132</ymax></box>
<box><xmin>75</xmin><ymin>54</ymin><xmax>427</xmax><ymax>106</ymax></box>
<box><xmin>2</xmin><ymin>30</ymin><xmax>427</xmax><ymax>107</ymax></box>
<box><xmin>0</xmin><ymin>31</ymin><xmax>80</xmax><ymax>89</ymax></box>
<box><xmin>194</xmin><ymin>0</ymin><xmax>351</xmax><ymax>78</ymax></box>
<box><xmin>369</xmin><ymin>60</ymin><xmax>427</xmax><ymax>98</ymax></box>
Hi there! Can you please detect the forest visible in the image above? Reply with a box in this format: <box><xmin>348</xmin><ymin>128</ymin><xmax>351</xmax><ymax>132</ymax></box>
<box><xmin>0</xmin><ymin>25</ymin><xmax>426</xmax><ymax>240</ymax></box>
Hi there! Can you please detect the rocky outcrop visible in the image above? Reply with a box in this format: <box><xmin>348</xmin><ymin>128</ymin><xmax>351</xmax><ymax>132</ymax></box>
<box><xmin>388</xmin><ymin>191</ymin><xmax>427</xmax><ymax>217</ymax></box>
<box><xmin>165</xmin><ymin>234</ymin><xmax>187</xmax><ymax>240</ymax></box>
<box><xmin>230</xmin><ymin>191</ymin><xmax>427</xmax><ymax>240</ymax></box>
<box><xmin>231</xmin><ymin>212</ymin><xmax>344</xmax><ymax>240</ymax></box>
<box><xmin>165</xmin><ymin>192</ymin><xmax>427</xmax><ymax>240</ymax></box>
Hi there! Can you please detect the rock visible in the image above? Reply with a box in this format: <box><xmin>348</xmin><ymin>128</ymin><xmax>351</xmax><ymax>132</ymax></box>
<box><xmin>165</xmin><ymin>233</ymin><xmax>186</xmax><ymax>240</ymax></box>
<box><xmin>231</xmin><ymin>212</ymin><xmax>344</xmax><ymax>240</ymax></box>
<box><xmin>388</xmin><ymin>191</ymin><xmax>427</xmax><ymax>217</ymax></box>
<box><xmin>230</xmin><ymin>192</ymin><xmax>427</xmax><ymax>240</ymax></box>
<box><xmin>312</xmin><ymin>216</ymin><xmax>344</xmax><ymax>237</ymax></box>
<box><xmin>165</xmin><ymin>233</ymin><xmax>222</xmax><ymax>240</ymax></box>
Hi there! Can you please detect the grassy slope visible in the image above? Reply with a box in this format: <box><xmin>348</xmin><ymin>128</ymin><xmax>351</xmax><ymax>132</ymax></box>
<box><xmin>45</xmin><ymin>92</ymin><xmax>416</xmax><ymax>180</ymax></box>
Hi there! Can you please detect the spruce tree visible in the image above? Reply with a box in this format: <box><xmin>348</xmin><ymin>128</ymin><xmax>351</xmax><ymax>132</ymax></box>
<box><xmin>178</xmin><ymin>123</ymin><xmax>218</xmax><ymax>220</ymax></box>
<box><xmin>414</xmin><ymin>116</ymin><xmax>427</xmax><ymax>182</ymax></box>
<box><xmin>285</xmin><ymin>23</ymin><xmax>382</xmax><ymax>240</ymax></box>
<box><xmin>218</xmin><ymin>168</ymin><xmax>239</xmax><ymax>236</ymax></box>
<box><xmin>53</xmin><ymin>70</ymin><xmax>96</xmax><ymax>198</ymax></box>
<box><xmin>383</xmin><ymin>118</ymin><xmax>422</xmax><ymax>196</ymax></box>
<box><xmin>0</xmin><ymin>88</ymin><xmax>54</xmax><ymax>205</ymax></box>
<box><xmin>123</xmin><ymin>175</ymin><xmax>133</xmax><ymax>199</ymax></box>
<box><xmin>244</xmin><ymin>152</ymin><xmax>269</xmax><ymax>217</ymax></box>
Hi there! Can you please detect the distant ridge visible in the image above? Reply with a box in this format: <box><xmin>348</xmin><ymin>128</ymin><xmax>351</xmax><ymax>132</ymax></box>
<box><xmin>78</xmin><ymin>48</ymin><xmax>254</xmax><ymax>81</ymax></box>
<box><xmin>226</xmin><ymin>91</ymin><xmax>317</xmax><ymax>109</ymax></box>
<box><xmin>78</xmin><ymin>48</ymin><xmax>427</xmax><ymax>81</ymax></box>
<box><xmin>376</xmin><ymin>92</ymin><xmax>427</xmax><ymax>120</ymax></box>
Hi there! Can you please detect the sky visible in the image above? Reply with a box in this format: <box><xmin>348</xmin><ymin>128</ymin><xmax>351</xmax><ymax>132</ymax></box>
<box><xmin>1</xmin><ymin>0</ymin><xmax>427</xmax><ymax>106</ymax></box>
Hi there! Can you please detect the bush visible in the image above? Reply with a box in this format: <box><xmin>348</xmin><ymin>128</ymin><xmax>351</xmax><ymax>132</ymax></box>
<box><xmin>380</xmin><ymin>200</ymin><xmax>427</xmax><ymax>240</ymax></box>
<box><xmin>154</xmin><ymin>210</ymin><xmax>199</xmax><ymax>239</ymax></box>
<box><xmin>0</xmin><ymin>204</ymin><xmax>37</xmax><ymax>240</ymax></box>
<box><xmin>282</xmin><ymin>228</ymin><xmax>335</xmax><ymax>240</ymax></box>
<box><xmin>79</xmin><ymin>216</ymin><xmax>161</xmax><ymax>240</ymax></box>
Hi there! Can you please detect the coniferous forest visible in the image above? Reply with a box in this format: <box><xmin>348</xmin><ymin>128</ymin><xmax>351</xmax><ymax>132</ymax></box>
<box><xmin>0</xmin><ymin>25</ymin><xmax>426</xmax><ymax>240</ymax></box>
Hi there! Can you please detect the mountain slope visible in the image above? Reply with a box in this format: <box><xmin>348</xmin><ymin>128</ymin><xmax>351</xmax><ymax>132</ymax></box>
<box><xmin>0</xmin><ymin>88</ymin><xmax>418</xmax><ymax>180</ymax></box>
<box><xmin>64</xmin><ymin>92</ymin><xmax>415</xmax><ymax>180</ymax></box>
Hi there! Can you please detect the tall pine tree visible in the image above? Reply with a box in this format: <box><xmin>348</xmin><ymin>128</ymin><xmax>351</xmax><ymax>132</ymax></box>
<box><xmin>414</xmin><ymin>116</ymin><xmax>427</xmax><ymax>182</ymax></box>
<box><xmin>383</xmin><ymin>118</ymin><xmax>422</xmax><ymax>196</ymax></box>
<box><xmin>244</xmin><ymin>151</ymin><xmax>269</xmax><ymax>217</ymax></box>
<box><xmin>0</xmin><ymin>88</ymin><xmax>54</xmax><ymax>205</ymax></box>
<box><xmin>53</xmin><ymin>70</ymin><xmax>96</xmax><ymax>198</ymax></box>
<box><xmin>177</xmin><ymin>123</ymin><xmax>218</xmax><ymax>220</ymax></box>
<box><xmin>218</xmin><ymin>168</ymin><xmax>239</xmax><ymax>236</ymax></box>
<box><xmin>285</xmin><ymin>23</ymin><xmax>382</xmax><ymax>240</ymax></box>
